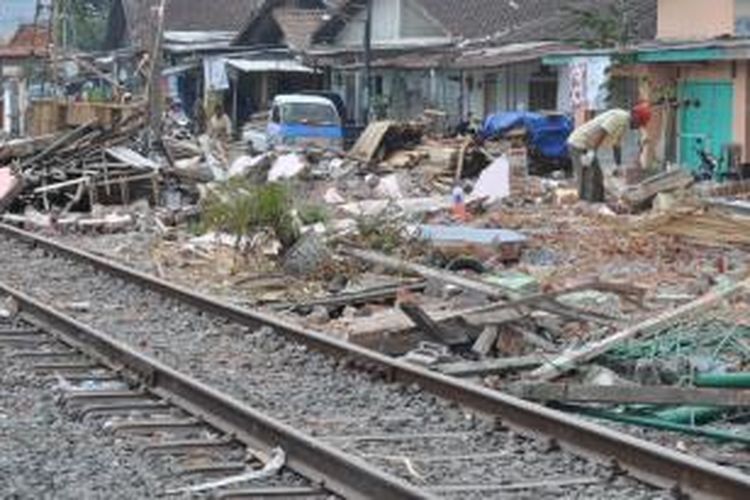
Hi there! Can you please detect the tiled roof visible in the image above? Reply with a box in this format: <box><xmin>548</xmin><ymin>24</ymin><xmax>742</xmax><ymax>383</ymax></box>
<box><xmin>0</xmin><ymin>23</ymin><xmax>49</xmax><ymax>58</ymax></box>
<box><xmin>164</xmin><ymin>0</ymin><xmax>266</xmax><ymax>32</ymax></box>
<box><xmin>315</xmin><ymin>0</ymin><xmax>657</xmax><ymax>44</ymax></box>
<box><xmin>9</xmin><ymin>23</ymin><xmax>50</xmax><ymax>47</ymax></box>
<box><xmin>489</xmin><ymin>0</ymin><xmax>658</xmax><ymax>45</ymax></box>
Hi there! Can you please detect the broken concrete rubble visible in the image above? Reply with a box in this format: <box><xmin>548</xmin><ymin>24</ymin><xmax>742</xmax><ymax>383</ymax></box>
<box><xmin>269</xmin><ymin>154</ymin><xmax>307</xmax><ymax>182</ymax></box>
<box><xmin>618</xmin><ymin>168</ymin><xmax>694</xmax><ymax>212</ymax></box>
<box><xmin>5</xmin><ymin>86</ymin><xmax>749</xmax><ymax>455</ymax></box>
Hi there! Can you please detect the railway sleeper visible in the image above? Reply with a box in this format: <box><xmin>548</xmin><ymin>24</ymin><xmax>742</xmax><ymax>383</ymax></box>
<box><xmin>215</xmin><ymin>486</ymin><xmax>328</xmax><ymax>499</ymax></box>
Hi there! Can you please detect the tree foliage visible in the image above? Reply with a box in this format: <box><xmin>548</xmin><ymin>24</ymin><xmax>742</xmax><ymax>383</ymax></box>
<box><xmin>58</xmin><ymin>0</ymin><xmax>113</xmax><ymax>51</ymax></box>
<box><xmin>566</xmin><ymin>0</ymin><xmax>636</xmax><ymax>49</ymax></box>
<box><xmin>567</xmin><ymin>0</ymin><xmax>641</xmax><ymax>107</ymax></box>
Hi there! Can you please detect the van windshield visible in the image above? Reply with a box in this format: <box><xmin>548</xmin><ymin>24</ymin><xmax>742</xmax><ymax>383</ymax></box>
<box><xmin>281</xmin><ymin>102</ymin><xmax>339</xmax><ymax>126</ymax></box>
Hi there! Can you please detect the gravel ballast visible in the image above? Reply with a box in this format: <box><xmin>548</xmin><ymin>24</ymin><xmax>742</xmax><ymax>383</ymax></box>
<box><xmin>0</xmin><ymin>342</ymin><xmax>168</xmax><ymax>499</ymax></box>
<box><xmin>0</xmin><ymin>236</ymin><xmax>672</xmax><ymax>499</ymax></box>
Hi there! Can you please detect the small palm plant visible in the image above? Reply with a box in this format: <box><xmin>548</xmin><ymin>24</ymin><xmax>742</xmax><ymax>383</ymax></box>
<box><xmin>202</xmin><ymin>179</ymin><xmax>300</xmax><ymax>270</ymax></box>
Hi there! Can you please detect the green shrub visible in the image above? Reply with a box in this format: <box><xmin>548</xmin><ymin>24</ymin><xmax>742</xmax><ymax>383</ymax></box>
<box><xmin>202</xmin><ymin>179</ymin><xmax>299</xmax><ymax>252</ymax></box>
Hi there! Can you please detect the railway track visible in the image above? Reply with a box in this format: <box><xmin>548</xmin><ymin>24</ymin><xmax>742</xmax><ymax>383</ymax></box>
<box><xmin>0</xmin><ymin>314</ymin><xmax>326</xmax><ymax>499</ymax></box>
<box><xmin>0</xmin><ymin>222</ymin><xmax>748</xmax><ymax>499</ymax></box>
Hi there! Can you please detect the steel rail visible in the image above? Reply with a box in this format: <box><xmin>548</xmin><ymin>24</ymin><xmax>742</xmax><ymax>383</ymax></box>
<box><xmin>0</xmin><ymin>281</ymin><xmax>432</xmax><ymax>500</ymax></box>
<box><xmin>2</xmin><ymin>223</ymin><xmax>749</xmax><ymax>499</ymax></box>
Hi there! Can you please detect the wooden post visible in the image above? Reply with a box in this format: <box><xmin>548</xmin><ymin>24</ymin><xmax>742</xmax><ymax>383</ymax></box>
<box><xmin>146</xmin><ymin>0</ymin><xmax>169</xmax><ymax>134</ymax></box>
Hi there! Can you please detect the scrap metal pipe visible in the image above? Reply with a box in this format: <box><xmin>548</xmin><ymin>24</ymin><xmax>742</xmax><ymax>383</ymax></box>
<box><xmin>695</xmin><ymin>372</ymin><xmax>750</xmax><ymax>389</ymax></box>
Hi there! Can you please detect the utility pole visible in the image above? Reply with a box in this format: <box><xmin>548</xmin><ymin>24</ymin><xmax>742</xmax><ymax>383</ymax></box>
<box><xmin>33</xmin><ymin>0</ymin><xmax>56</xmax><ymax>95</ymax></box>
<box><xmin>362</xmin><ymin>0</ymin><xmax>373</xmax><ymax>125</ymax></box>
<box><xmin>147</xmin><ymin>0</ymin><xmax>169</xmax><ymax>135</ymax></box>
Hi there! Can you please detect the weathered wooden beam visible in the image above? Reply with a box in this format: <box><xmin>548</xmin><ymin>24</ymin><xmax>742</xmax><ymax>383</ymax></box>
<box><xmin>620</xmin><ymin>168</ymin><xmax>694</xmax><ymax>209</ymax></box>
<box><xmin>33</xmin><ymin>177</ymin><xmax>90</xmax><ymax>194</ymax></box>
<box><xmin>399</xmin><ymin>302</ymin><xmax>469</xmax><ymax>346</ymax></box>
<box><xmin>434</xmin><ymin>355</ymin><xmax>543</xmax><ymax>377</ymax></box>
<box><xmin>92</xmin><ymin>172</ymin><xmax>158</xmax><ymax>187</ymax></box>
<box><xmin>341</xmin><ymin>247</ymin><xmax>620</xmax><ymax>324</ymax></box>
<box><xmin>471</xmin><ymin>326</ymin><xmax>498</xmax><ymax>356</ymax></box>
<box><xmin>343</xmin><ymin>302</ymin><xmax>524</xmax><ymax>338</ymax></box>
<box><xmin>507</xmin><ymin>383</ymin><xmax>750</xmax><ymax>407</ymax></box>
<box><xmin>536</xmin><ymin>298</ymin><xmax>618</xmax><ymax>326</ymax></box>
<box><xmin>505</xmin><ymin>324</ymin><xmax>557</xmax><ymax>351</ymax></box>
<box><xmin>426</xmin><ymin>476</ymin><xmax>601</xmax><ymax>494</ymax></box>
<box><xmin>273</xmin><ymin>281</ymin><xmax>427</xmax><ymax>312</ymax></box>
<box><xmin>530</xmin><ymin>278</ymin><xmax>750</xmax><ymax>381</ymax></box>
<box><xmin>343</xmin><ymin>247</ymin><xmax>509</xmax><ymax>298</ymax></box>
<box><xmin>21</xmin><ymin>119</ymin><xmax>98</xmax><ymax>170</ymax></box>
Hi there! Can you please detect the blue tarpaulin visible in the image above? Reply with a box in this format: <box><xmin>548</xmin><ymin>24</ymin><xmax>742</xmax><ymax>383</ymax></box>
<box><xmin>481</xmin><ymin>112</ymin><xmax>574</xmax><ymax>159</ymax></box>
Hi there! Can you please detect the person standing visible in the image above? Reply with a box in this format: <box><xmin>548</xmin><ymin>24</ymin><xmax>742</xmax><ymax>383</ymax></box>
<box><xmin>567</xmin><ymin>102</ymin><xmax>652</xmax><ymax>202</ymax></box>
<box><xmin>209</xmin><ymin>103</ymin><xmax>232</xmax><ymax>142</ymax></box>
<box><xmin>208</xmin><ymin>103</ymin><xmax>232</xmax><ymax>164</ymax></box>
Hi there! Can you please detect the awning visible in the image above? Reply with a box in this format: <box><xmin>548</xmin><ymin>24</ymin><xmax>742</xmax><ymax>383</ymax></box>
<box><xmin>162</xmin><ymin>63</ymin><xmax>199</xmax><ymax>76</ymax></box>
<box><xmin>225</xmin><ymin>58</ymin><xmax>314</xmax><ymax>74</ymax></box>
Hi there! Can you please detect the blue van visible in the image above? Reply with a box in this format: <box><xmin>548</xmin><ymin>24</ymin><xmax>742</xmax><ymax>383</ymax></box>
<box><xmin>267</xmin><ymin>94</ymin><xmax>344</xmax><ymax>151</ymax></box>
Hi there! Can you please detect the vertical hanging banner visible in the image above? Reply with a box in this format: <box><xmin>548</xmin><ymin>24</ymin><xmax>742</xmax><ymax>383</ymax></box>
<box><xmin>203</xmin><ymin>57</ymin><xmax>229</xmax><ymax>92</ymax></box>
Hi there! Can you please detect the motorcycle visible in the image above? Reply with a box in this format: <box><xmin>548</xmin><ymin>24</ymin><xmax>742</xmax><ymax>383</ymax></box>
<box><xmin>694</xmin><ymin>137</ymin><xmax>721</xmax><ymax>182</ymax></box>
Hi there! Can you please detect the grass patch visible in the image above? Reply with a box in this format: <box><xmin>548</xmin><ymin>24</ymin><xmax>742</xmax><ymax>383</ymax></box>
<box><xmin>201</xmin><ymin>179</ymin><xmax>300</xmax><ymax>253</ymax></box>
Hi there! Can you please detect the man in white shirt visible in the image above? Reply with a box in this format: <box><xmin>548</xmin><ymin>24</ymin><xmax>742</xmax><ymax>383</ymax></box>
<box><xmin>567</xmin><ymin>102</ymin><xmax>652</xmax><ymax>202</ymax></box>
<box><xmin>208</xmin><ymin>103</ymin><xmax>232</xmax><ymax>165</ymax></box>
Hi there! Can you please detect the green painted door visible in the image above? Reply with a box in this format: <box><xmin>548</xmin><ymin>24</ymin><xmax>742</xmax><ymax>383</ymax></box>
<box><xmin>679</xmin><ymin>81</ymin><xmax>733</xmax><ymax>173</ymax></box>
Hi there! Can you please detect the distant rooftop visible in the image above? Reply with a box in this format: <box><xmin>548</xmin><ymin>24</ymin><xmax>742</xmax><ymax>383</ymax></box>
<box><xmin>0</xmin><ymin>24</ymin><xmax>50</xmax><ymax>59</ymax></box>
<box><xmin>0</xmin><ymin>0</ymin><xmax>36</xmax><ymax>43</ymax></box>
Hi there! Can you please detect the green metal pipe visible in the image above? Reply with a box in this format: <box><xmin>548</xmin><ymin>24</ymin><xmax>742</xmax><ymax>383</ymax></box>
<box><xmin>694</xmin><ymin>372</ymin><xmax>750</xmax><ymax>389</ymax></box>
<box><xmin>653</xmin><ymin>406</ymin><xmax>725</xmax><ymax>425</ymax></box>
<box><xmin>569</xmin><ymin>407</ymin><xmax>750</xmax><ymax>446</ymax></box>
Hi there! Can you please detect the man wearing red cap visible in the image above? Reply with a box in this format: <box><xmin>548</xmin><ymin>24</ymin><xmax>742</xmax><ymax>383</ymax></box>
<box><xmin>567</xmin><ymin>102</ymin><xmax>652</xmax><ymax>202</ymax></box>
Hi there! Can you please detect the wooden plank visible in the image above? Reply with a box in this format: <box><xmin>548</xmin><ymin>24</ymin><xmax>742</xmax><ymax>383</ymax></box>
<box><xmin>530</xmin><ymin>278</ymin><xmax>750</xmax><ymax>381</ymax></box>
<box><xmin>0</xmin><ymin>134</ymin><xmax>56</xmax><ymax>162</ymax></box>
<box><xmin>399</xmin><ymin>302</ymin><xmax>469</xmax><ymax>346</ymax></box>
<box><xmin>324</xmin><ymin>431</ymin><xmax>480</xmax><ymax>443</ymax></box>
<box><xmin>454</xmin><ymin>137</ymin><xmax>471</xmax><ymax>181</ymax></box>
<box><xmin>33</xmin><ymin>177</ymin><xmax>90</xmax><ymax>194</ymax></box>
<box><xmin>508</xmin><ymin>383</ymin><xmax>750</xmax><ymax>407</ymax></box>
<box><xmin>342</xmin><ymin>247</ymin><xmax>618</xmax><ymax>323</ymax></box>
<box><xmin>434</xmin><ymin>355</ymin><xmax>543</xmax><ymax>377</ymax></box>
<box><xmin>343</xmin><ymin>303</ymin><xmax>523</xmax><ymax>337</ymax></box>
<box><xmin>620</xmin><ymin>168</ymin><xmax>694</xmax><ymax>209</ymax></box>
<box><xmin>505</xmin><ymin>324</ymin><xmax>558</xmax><ymax>351</ymax></box>
<box><xmin>20</xmin><ymin>119</ymin><xmax>98</xmax><ymax>170</ymax></box>
<box><xmin>471</xmin><ymin>326</ymin><xmax>498</xmax><ymax>356</ymax></box>
<box><xmin>105</xmin><ymin>146</ymin><xmax>160</xmax><ymax>170</ymax></box>
<box><xmin>215</xmin><ymin>487</ymin><xmax>325</xmax><ymax>499</ymax></box>
<box><xmin>536</xmin><ymin>298</ymin><xmax>618</xmax><ymax>326</ymax></box>
<box><xmin>272</xmin><ymin>281</ymin><xmax>427</xmax><ymax>312</ymax></box>
<box><xmin>93</xmin><ymin>172</ymin><xmax>158</xmax><ymax>187</ymax></box>
<box><xmin>426</xmin><ymin>477</ymin><xmax>600</xmax><ymax>494</ymax></box>
<box><xmin>342</xmin><ymin>247</ymin><xmax>506</xmax><ymax>298</ymax></box>
<box><xmin>349</xmin><ymin>120</ymin><xmax>394</xmax><ymax>162</ymax></box>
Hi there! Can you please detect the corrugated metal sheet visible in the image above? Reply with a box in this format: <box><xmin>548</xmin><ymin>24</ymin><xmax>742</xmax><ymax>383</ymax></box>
<box><xmin>226</xmin><ymin>58</ymin><xmax>313</xmax><ymax>73</ymax></box>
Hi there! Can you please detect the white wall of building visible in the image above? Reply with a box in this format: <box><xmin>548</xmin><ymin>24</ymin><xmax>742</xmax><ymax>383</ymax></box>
<box><xmin>336</xmin><ymin>0</ymin><xmax>448</xmax><ymax>47</ymax></box>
